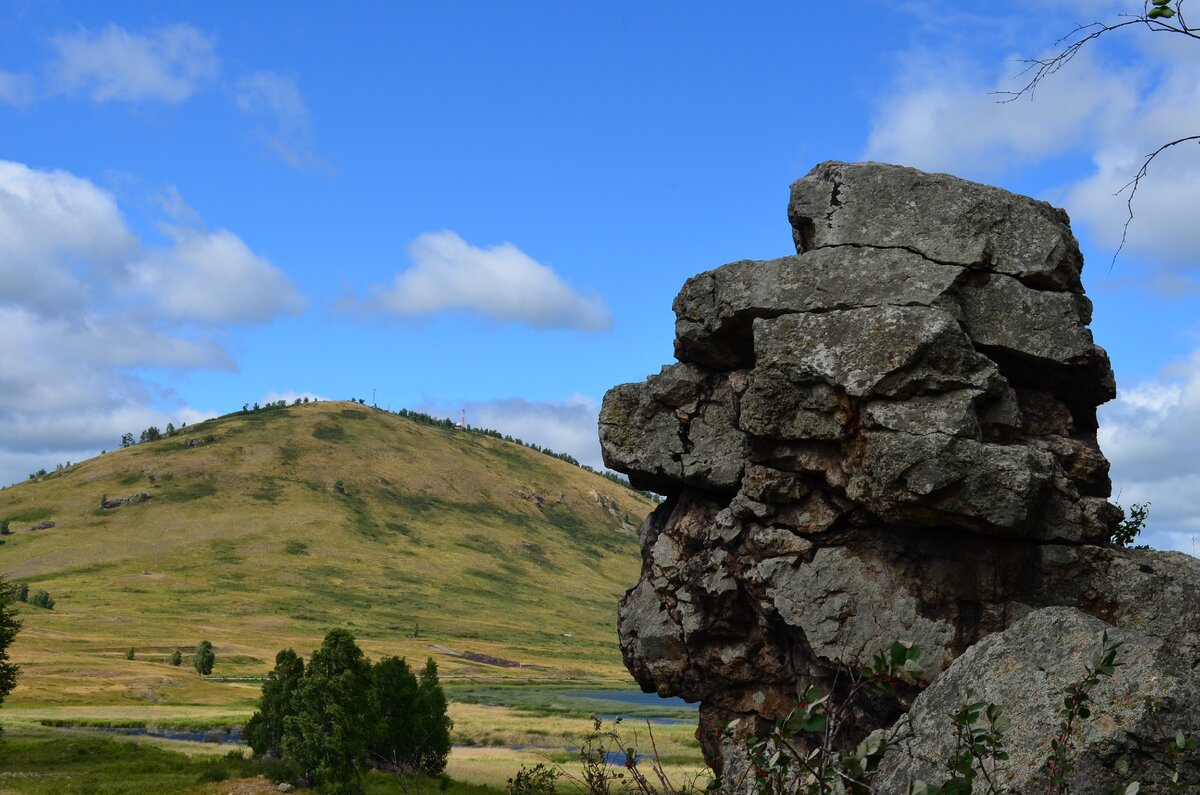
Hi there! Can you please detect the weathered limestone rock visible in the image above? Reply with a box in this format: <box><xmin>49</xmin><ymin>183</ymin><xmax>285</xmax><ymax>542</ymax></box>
<box><xmin>601</xmin><ymin>162</ymin><xmax>1198</xmax><ymax>778</ymax></box>
<box><xmin>873</xmin><ymin>605</ymin><xmax>1200</xmax><ymax>794</ymax></box>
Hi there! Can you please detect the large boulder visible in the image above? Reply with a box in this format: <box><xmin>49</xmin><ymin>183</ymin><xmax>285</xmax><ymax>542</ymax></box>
<box><xmin>873</xmin><ymin>606</ymin><xmax>1200</xmax><ymax>794</ymax></box>
<box><xmin>600</xmin><ymin>162</ymin><xmax>1198</xmax><ymax>777</ymax></box>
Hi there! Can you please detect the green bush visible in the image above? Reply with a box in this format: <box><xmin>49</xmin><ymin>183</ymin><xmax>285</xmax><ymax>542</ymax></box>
<box><xmin>169</xmin><ymin>649</ymin><xmax>182</xmax><ymax>666</ymax></box>
<box><xmin>193</xmin><ymin>640</ymin><xmax>215</xmax><ymax>675</ymax></box>
<box><xmin>14</xmin><ymin>583</ymin><xmax>28</xmax><ymax>602</ymax></box>
<box><xmin>29</xmin><ymin>590</ymin><xmax>54</xmax><ymax>610</ymax></box>
<box><xmin>123</xmin><ymin>647</ymin><xmax>135</xmax><ymax>660</ymax></box>
<box><xmin>249</xmin><ymin>630</ymin><xmax>455</xmax><ymax>793</ymax></box>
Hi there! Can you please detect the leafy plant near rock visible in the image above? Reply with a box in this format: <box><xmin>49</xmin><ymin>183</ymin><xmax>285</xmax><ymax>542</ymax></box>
<box><xmin>737</xmin><ymin>643</ymin><xmax>920</xmax><ymax>794</ymax></box>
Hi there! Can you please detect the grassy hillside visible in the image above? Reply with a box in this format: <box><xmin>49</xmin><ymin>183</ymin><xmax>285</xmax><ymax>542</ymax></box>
<box><xmin>0</xmin><ymin>401</ymin><xmax>655</xmax><ymax>710</ymax></box>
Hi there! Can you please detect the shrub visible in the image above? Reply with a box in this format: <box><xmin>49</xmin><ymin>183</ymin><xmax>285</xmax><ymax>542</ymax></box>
<box><xmin>29</xmin><ymin>590</ymin><xmax>54</xmax><ymax>610</ymax></box>
<box><xmin>123</xmin><ymin>647</ymin><xmax>135</xmax><ymax>660</ymax></box>
<box><xmin>1112</xmin><ymin>502</ymin><xmax>1151</xmax><ymax>547</ymax></box>
<box><xmin>0</xmin><ymin>520</ymin><xmax>9</xmax><ymax>535</ymax></box>
<box><xmin>169</xmin><ymin>649</ymin><xmax>182</xmax><ymax>666</ymax></box>
<box><xmin>14</xmin><ymin>583</ymin><xmax>27</xmax><ymax>602</ymax></box>
<box><xmin>193</xmin><ymin>640</ymin><xmax>216</xmax><ymax>675</ymax></box>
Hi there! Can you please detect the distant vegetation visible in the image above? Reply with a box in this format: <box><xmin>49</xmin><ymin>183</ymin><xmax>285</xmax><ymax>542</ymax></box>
<box><xmin>107</xmin><ymin>397</ymin><xmax>658</xmax><ymax>500</ymax></box>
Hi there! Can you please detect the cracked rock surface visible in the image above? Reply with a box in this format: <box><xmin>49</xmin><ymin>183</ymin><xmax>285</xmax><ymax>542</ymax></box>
<box><xmin>600</xmin><ymin>162</ymin><xmax>1200</xmax><ymax>775</ymax></box>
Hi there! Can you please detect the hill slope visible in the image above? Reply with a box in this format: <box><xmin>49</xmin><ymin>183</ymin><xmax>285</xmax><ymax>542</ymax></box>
<box><xmin>0</xmin><ymin>401</ymin><xmax>654</xmax><ymax>709</ymax></box>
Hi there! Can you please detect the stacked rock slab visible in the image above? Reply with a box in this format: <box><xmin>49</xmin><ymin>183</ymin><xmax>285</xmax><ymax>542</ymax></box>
<box><xmin>600</xmin><ymin>162</ymin><xmax>1200</xmax><ymax>777</ymax></box>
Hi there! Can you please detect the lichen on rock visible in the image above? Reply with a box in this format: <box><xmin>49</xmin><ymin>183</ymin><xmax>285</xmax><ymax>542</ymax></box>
<box><xmin>600</xmin><ymin>162</ymin><xmax>1200</xmax><ymax>779</ymax></box>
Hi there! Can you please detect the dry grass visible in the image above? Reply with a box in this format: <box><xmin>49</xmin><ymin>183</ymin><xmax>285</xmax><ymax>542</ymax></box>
<box><xmin>0</xmin><ymin>401</ymin><xmax>654</xmax><ymax>708</ymax></box>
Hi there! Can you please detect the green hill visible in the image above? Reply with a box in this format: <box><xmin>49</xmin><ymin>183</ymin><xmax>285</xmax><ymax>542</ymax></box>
<box><xmin>0</xmin><ymin>401</ymin><xmax>654</xmax><ymax>711</ymax></box>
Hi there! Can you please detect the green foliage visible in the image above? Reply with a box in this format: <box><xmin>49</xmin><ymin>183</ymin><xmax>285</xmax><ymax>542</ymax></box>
<box><xmin>247</xmin><ymin>648</ymin><xmax>306</xmax><ymax>758</ymax></box>
<box><xmin>415</xmin><ymin>658</ymin><xmax>453</xmax><ymax>774</ymax></box>
<box><xmin>507</xmin><ymin>762</ymin><xmax>560</xmax><ymax>795</ymax></box>
<box><xmin>0</xmin><ymin>519</ymin><xmax>9</xmax><ymax>535</ymax></box>
<box><xmin>0</xmin><ymin>577</ymin><xmax>22</xmax><ymax>733</ymax></box>
<box><xmin>193</xmin><ymin>639</ymin><xmax>216</xmax><ymax>675</ymax></box>
<box><xmin>29</xmin><ymin>589</ymin><xmax>55</xmax><ymax>610</ymax></box>
<box><xmin>14</xmin><ymin>583</ymin><xmax>27</xmax><ymax>602</ymax></box>
<box><xmin>1150</xmin><ymin>0</ymin><xmax>1177</xmax><ymax>20</ymax></box>
<box><xmin>1112</xmin><ymin>502</ymin><xmax>1150</xmax><ymax>547</ymax></box>
<box><xmin>124</xmin><ymin>646</ymin><xmax>135</xmax><ymax>660</ymax></box>
<box><xmin>283</xmin><ymin>628</ymin><xmax>375</xmax><ymax>794</ymax></box>
<box><xmin>169</xmin><ymin>649</ymin><xmax>182</xmax><ymax>666</ymax></box>
<box><xmin>742</xmin><ymin>643</ymin><xmax>921</xmax><ymax>794</ymax></box>
<box><xmin>249</xmin><ymin>634</ymin><xmax>455</xmax><ymax>793</ymax></box>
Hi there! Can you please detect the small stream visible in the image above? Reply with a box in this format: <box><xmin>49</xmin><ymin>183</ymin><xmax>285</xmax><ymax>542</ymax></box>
<box><xmin>93</xmin><ymin>725</ymin><xmax>244</xmax><ymax>744</ymax></box>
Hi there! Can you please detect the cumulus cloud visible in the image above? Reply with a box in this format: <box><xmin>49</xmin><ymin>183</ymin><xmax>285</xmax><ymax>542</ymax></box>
<box><xmin>421</xmin><ymin>395</ymin><xmax>606</xmax><ymax>470</ymax></box>
<box><xmin>1100</xmin><ymin>348</ymin><xmax>1200</xmax><ymax>551</ymax></box>
<box><xmin>0</xmin><ymin>160</ymin><xmax>302</xmax><ymax>486</ymax></box>
<box><xmin>865</xmin><ymin>14</ymin><xmax>1200</xmax><ymax>278</ymax></box>
<box><xmin>48</xmin><ymin>23</ymin><xmax>219</xmax><ymax>103</ymax></box>
<box><xmin>234</xmin><ymin>71</ymin><xmax>323</xmax><ymax>169</ymax></box>
<box><xmin>0</xmin><ymin>160</ymin><xmax>137</xmax><ymax>313</ymax></box>
<box><xmin>369</xmin><ymin>231</ymin><xmax>611</xmax><ymax>331</ymax></box>
<box><xmin>865</xmin><ymin>48</ymin><xmax>1133</xmax><ymax>177</ymax></box>
<box><xmin>132</xmin><ymin>227</ymin><xmax>305</xmax><ymax>323</ymax></box>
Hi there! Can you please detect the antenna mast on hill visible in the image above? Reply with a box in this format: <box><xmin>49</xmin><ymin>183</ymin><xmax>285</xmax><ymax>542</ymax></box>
<box><xmin>457</xmin><ymin>408</ymin><xmax>466</xmax><ymax>429</ymax></box>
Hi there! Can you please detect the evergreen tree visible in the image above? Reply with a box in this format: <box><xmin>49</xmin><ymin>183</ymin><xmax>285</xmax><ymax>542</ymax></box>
<box><xmin>369</xmin><ymin>656</ymin><xmax>420</xmax><ymax>771</ymax></box>
<box><xmin>283</xmin><ymin>629</ymin><xmax>374</xmax><ymax>795</ymax></box>
<box><xmin>414</xmin><ymin>658</ymin><xmax>452</xmax><ymax>774</ymax></box>
<box><xmin>193</xmin><ymin>640</ymin><xmax>216</xmax><ymax>675</ymax></box>
<box><xmin>247</xmin><ymin>648</ymin><xmax>305</xmax><ymax>758</ymax></box>
<box><xmin>169</xmin><ymin>649</ymin><xmax>182</xmax><ymax>666</ymax></box>
<box><xmin>0</xmin><ymin>578</ymin><xmax>22</xmax><ymax>735</ymax></box>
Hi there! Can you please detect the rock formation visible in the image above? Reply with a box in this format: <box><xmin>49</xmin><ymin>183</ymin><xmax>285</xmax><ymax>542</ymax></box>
<box><xmin>600</xmin><ymin>162</ymin><xmax>1200</xmax><ymax>782</ymax></box>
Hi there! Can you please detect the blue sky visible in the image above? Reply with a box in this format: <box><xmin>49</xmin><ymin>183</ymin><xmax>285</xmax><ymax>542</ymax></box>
<box><xmin>2</xmin><ymin>1</ymin><xmax>1199</xmax><ymax>550</ymax></box>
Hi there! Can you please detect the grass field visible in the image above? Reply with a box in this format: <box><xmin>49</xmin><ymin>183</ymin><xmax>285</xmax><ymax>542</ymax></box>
<box><xmin>0</xmin><ymin>401</ymin><xmax>700</xmax><ymax>791</ymax></box>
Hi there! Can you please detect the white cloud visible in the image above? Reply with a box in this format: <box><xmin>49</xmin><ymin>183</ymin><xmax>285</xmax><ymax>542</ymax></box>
<box><xmin>369</xmin><ymin>231</ymin><xmax>612</xmax><ymax>331</ymax></box>
<box><xmin>0</xmin><ymin>160</ymin><xmax>302</xmax><ymax>486</ymax></box>
<box><xmin>0</xmin><ymin>69</ymin><xmax>35</xmax><ymax>107</ymax></box>
<box><xmin>0</xmin><ymin>160</ymin><xmax>137</xmax><ymax>312</ymax></box>
<box><xmin>48</xmin><ymin>23</ymin><xmax>218</xmax><ymax>104</ymax></box>
<box><xmin>1100</xmin><ymin>347</ymin><xmax>1200</xmax><ymax>551</ymax></box>
<box><xmin>866</xmin><ymin>13</ymin><xmax>1200</xmax><ymax>278</ymax></box>
<box><xmin>132</xmin><ymin>227</ymin><xmax>305</xmax><ymax>323</ymax></box>
<box><xmin>1062</xmin><ymin>48</ymin><xmax>1200</xmax><ymax>271</ymax></box>
<box><xmin>421</xmin><ymin>395</ymin><xmax>606</xmax><ymax>470</ymax></box>
<box><xmin>234</xmin><ymin>71</ymin><xmax>323</xmax><ymax>169</ymax></box>
<box><xmin>865</xmin><ymin>48</ymin><xmax>1133</xmax><ymax>177</ymax></box>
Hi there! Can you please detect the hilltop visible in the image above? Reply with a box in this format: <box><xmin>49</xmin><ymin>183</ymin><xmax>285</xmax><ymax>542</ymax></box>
<box><xmin>0</xmin><ymin>401</ymin><xmax>655</xmax><ymax>710</ymax></box>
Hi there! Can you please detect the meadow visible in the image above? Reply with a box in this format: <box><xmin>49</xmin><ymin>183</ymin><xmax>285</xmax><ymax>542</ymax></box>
<box><xmin>0</xmin><ymin>402</ymin><xmax>704</xmax><ymax>792</ymax></box>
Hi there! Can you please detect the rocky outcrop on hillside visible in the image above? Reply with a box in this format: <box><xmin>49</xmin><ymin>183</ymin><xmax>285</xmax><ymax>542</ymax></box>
<box><xmin>600</xmin><ymin>162</ymin><xmax>1200</xmax><ymax>777</ymax></box>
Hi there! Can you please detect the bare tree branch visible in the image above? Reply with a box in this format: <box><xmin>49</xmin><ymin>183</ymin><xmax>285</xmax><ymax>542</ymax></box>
<box><xmin>989</xmin><ymin>2</ymin><xmax>1199</xmax><ymax>265</ymax></box>
<box><xmin>1110</xmin><ymin>134</ymin><xmax>1200</xmax><ymax>270</ymax></box>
